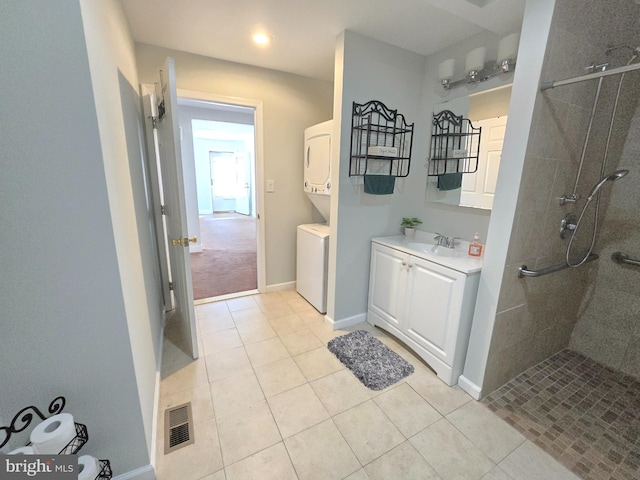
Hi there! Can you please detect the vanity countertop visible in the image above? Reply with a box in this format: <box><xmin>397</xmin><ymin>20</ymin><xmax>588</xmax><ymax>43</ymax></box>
<box><xmin>371</xmin><ymin>232</ymin><xmax>483</xmax><ymax>274</ymax></box>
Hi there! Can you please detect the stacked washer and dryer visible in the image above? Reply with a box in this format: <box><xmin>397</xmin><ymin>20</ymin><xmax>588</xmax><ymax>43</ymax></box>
<box><xmin>296</xmin><ymin>120</ymin><xmax>332</xmax><ymax>313</ymax></box>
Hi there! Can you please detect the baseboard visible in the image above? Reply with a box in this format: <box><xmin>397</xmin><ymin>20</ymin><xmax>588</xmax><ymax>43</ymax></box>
<box><xmin>325</xmin><ymin>312</ymin><xmax>367</xmax><ymax>330</ymax></box>
<box><xmin>458</xmin><ymin>375</ymin><xmax>482</xmax><ymax>400</ymax></box>
<box><xmin>112</xmin><ymin>464</ymin><xmax>155</xmax><ymax>480</ymax></box>
<box><xmin>265</xmin><ymin>281</ymin><xmax>296</xmax><ymax>293</ymax></box>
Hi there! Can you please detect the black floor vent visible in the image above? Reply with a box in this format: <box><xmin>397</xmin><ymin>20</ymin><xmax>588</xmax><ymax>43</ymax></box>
<box><xmin>164</xmin><ymin>402</ymin><xmax>194</xmax><ymax>454</ymax></box>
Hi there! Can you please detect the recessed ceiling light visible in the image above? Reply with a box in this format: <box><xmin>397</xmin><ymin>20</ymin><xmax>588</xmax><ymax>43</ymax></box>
<box><xmin>252</xmin><ymin>32</ymin><xmax>271</xmax><ymax>46</ymax></box>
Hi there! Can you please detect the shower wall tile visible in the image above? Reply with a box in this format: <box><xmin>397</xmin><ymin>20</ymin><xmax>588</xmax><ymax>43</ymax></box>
<box><xmin>496</xmin><ymin>263</ymin><xmax>530</xmax><ymax>313</ymax></box>
<box><xmin>490</xmin><ymin>305</ymin><xmax>535</xmax><ymax>354</ymax></box>
<box><xmin>516</xmin><ymin>158</ymin><xmax>560</xmax><ymax>213</ymax></box>
<box><xmin>506</xmin><ymin>210</ymin><xmax>550</xmax><ymax>265</ymax></box>
<box><xmin>620</xmin><ymin>334</ymin><xmax>640</xmax><ymax>378</ymax></box>
<box><xmin>483</xmin><ymin>342</ymin><xmax>527</xmax><ymax>395</ymax></box>
<box><xmin>571</xmin><ymin>320</ymin><xmax>630</xmax><ymax>371</ymax></box>
<box><xmin>483</xmin><ymin>0</ymin><xmax>640</xmax><ymax>394</ymax></box>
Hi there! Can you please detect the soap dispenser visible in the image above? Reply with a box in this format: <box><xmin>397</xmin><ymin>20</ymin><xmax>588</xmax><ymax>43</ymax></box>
<box><xmin>468</xmin><ymin>233</ymin><xmax>483</xmax><ymax>257</ymax></box>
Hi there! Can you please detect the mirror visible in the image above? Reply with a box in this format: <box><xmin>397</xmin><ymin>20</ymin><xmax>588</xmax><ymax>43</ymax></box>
<box><xmin>426</xmin><ymin>84</ymin><xmax>511</xmax><ymax>210</ymax></box>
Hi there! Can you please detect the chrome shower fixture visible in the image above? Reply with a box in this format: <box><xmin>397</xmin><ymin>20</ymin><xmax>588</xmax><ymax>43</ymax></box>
<box><xmin>605</xmin><ymin>44</ymin><xmax>640</xmax><ymax>56</ymax></box>
<box><xmin>586</xmin><ymin>169</ymin><xmax>629</xmax><ymax>200</ymax></box>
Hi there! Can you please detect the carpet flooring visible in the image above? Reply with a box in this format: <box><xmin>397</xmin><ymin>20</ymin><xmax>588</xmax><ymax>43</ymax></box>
<box><xmin>190</xmin><ymin>213</ymin><xmax>257</xmax><ymax>300</ymax></box>
<box><xmin>327</xmin><ymin>330</ymin><xmax>415</xmax><ymax>390</ymax></box>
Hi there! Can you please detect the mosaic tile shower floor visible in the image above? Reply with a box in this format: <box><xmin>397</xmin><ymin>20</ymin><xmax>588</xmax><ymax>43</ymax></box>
<box><xmin>483</xmin><ymin>349</ymin><xmax>640</xmax><ymax>480</ymax></box>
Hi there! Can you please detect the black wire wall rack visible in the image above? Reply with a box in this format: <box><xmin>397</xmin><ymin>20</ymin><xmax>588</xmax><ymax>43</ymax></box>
<box><xmin>349</xmin><ymin>100</ymin><xmax>414</xmax><ymax>177</ymax></box>
<box><xmin>0</xmin><ymin>396</ymin><xmax>112</xmax><ymax>479</ymax></box>
<box><xmin>429</xmin><ymin>110</ymin><xmax>481</xmax><ymax>176</ymax></box>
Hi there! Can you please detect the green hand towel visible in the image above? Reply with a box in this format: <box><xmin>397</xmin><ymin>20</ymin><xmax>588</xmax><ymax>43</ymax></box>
<box><xmin>437</xmin><ymin>173</ymin><xmax>463</xmax><ymax>191</ymax></box>
<box><xmin>364</xmin><ymin>175</ymin><xmax>396</xmax><ymax>195</ymax></box>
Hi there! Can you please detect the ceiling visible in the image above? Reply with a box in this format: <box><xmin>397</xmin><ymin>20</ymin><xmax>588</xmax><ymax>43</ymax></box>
<box><xmin>121</xmin><ymin>0</ymin><xmax>526</xmax><ymax>83</ymax></box>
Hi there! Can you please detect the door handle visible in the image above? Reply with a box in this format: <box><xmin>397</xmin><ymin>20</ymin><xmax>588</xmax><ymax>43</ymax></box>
<box><xmin>171</xmin><ymin>237</ymin><xmax>197</xmax><ymax>247</ymax></box>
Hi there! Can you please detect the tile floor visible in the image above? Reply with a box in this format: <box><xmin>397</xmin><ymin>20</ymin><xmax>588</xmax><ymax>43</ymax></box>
<box><xmin>155</xmin><ymin>290</ymin><xmax>580</xmax><ymax>480</ymax></box>
<box><xmin>484</xmin><ymin>349</ymin><xmax>640</xmax><ymax>480</ymax></box>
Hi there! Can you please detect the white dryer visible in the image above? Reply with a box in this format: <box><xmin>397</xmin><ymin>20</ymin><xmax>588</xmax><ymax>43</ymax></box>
<box><xmin>304</xmin><ymin>120</ymin><xmax>332</xmax><ymax>223</ymax></box>
<box><xmin>296</xmin><ymin>224</ymin><xmax>330</xmax><ymax>313</ymax></box>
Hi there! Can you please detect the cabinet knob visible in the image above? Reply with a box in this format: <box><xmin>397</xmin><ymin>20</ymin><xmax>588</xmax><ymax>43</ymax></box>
<box><xmin>408</xmin><ymin>264</ymin><xmax>413</xmax><ymax>269</ymax></box>
<box><xmin>401</xmin><ymin>262</ymin><xmax>407</xmax><ymax>266</ymax></box>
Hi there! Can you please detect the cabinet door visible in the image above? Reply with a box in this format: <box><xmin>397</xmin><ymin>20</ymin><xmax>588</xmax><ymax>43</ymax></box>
<box><xmin>404</xmin><ymin>256</ymin><xmax>466</xmax><ymax>363</ymax></box>
<box><xmin>368</xmin><ymin>243</ymin><xmax>409</xmax><ymax>328</ymax></box>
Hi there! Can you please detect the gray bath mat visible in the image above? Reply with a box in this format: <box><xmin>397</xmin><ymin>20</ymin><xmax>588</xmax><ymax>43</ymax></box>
<box><xmin>327</xmin><ymin>330</ymin><xmax>415</xmax><ymax>390</ymax></box>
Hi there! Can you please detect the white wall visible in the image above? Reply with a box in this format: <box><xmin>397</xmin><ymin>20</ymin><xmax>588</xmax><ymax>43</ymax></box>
<box><xmin>1</xmin><ymin>0</ymin><xmax>154</xmax><ymax>474</ymax></box>
<box><xmin>136</xmin><ymin>44</ymin><xmax>333</xmax><ymax>287</ymax></box>
<box><xmin>178</xmin><ymin>106</ymin><xmax>254</xmax><ymax>252</ymax></box>
<box><xmin>79</xmin><ymin>0</ymin><xmax>163</xmax><ymax>463</ymax></box>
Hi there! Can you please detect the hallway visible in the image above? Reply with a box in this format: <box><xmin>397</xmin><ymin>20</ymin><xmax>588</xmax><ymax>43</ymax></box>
<box><xmin>155</xmin><ymin>291</ymin><xmax>579</xmax><ymax>480</ymax></box>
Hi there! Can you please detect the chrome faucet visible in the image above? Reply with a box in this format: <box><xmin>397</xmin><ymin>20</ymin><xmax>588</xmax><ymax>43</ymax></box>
<box><xmin>434</xmin><ymin>233</ymin><xmax>459</xmax><ymax>249</ymax></box>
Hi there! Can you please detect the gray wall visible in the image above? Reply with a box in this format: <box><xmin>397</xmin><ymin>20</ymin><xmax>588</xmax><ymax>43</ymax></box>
<box><xmin>1</xmin><ymin>0</ymin><xmax>154</xmax><ymax>474</ymax></box>
<box><xmin>135</xmin><ymin>44</ymin><xmax>334</xmax><ymax>288</ymax></box>
<box><xmin>328</xmin><ymin>31</ymin><xmax>428</xmax><ymax>322</ymax></box>
<box><xmin>327</xmin><ymin>29</ymin><xmax>519</xmax><ymax>324</ymax></box>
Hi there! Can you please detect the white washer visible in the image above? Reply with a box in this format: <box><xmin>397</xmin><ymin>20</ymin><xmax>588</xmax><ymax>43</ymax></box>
<box><xmin>296</xmin><ymin>224</ymin><xmax>330</xmax><ymax>313</ymax></box>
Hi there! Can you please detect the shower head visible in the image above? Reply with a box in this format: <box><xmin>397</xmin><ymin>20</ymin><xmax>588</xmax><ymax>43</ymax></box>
<box><xmin>586</xmin><ymin>169</ymin><xmax>629</xmax><ymax>200</ymax></box>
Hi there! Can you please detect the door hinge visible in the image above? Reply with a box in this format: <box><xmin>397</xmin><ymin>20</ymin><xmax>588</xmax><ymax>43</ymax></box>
<box><xmin>161</xmin><ymin>204</ymin><xmax>166</xmax><ymax>215</ymax></box>
<box><xmin>151</xmin><ymin>115</ymin><xmax>159</xmax><ymax>129</ymax></box>
<box><xmin>169</xmin><ymin>282</ymin><xmax>174</xmax><ymax>291</ymax></box>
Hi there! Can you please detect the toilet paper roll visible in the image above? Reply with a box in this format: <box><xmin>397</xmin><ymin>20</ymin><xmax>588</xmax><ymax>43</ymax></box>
<box><xmin>8</xmin><ymin>446</ymin><xmax>36</xmax><ymax>455</ymax></box>
<box><xmin>29</xmin><ymin>413</ymin><xmax>76</xmax><ymax>454</ymax></box>
<box><xmin>78</xmin><ymin>455</ymin><xmax>100</xmax><ymax>480</ymax></box>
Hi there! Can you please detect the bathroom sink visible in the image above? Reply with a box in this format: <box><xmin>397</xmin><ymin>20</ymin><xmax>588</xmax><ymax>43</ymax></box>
<box><xmin>426</xmin><ymin>245</ymin><xmax>466</xmax><ymax>257</ymax></box>
<box><xmin>405</xmin><ymin>242</ymin><xmax>464</xmax><ymax>257</ymax></box>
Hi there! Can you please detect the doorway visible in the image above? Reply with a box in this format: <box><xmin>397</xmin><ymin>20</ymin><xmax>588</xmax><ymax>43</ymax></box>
<box><xmin>176</xmin><ymin>93</ymin><xmax>265</xmax><ymax>301</ymax></box>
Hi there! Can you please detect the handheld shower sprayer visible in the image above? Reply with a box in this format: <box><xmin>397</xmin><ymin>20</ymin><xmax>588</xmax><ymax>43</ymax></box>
<box><xmin>586</xmin><ymin>169</ymin><xmax>629</xmax><ymax>200</ymax></box>
<box><xmin>566</xmin><ymin>169</ymin><xmax>629</xmax><ymax>268</ymax></box>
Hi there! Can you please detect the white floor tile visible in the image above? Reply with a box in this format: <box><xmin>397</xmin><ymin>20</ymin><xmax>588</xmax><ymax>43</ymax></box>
<box><xmin>284</xmin><ymin>419</ymin><xmax>361</xmax><ymax>480</ymax></box>
<box><xmin>499</xmin><ymin>441</ymin><xmax>580</xmax><ymax>480</ymax></box>
<box><xmin>225</xmin><ymin>442</ymin><xmax>297</xmax><ymax>480</ymax></box>
<box><xmin>268</xmin><ymin>383</ymin><xmax>329</xmax><ymax>438</ymax></box>
<box><xmin>446</xmin><ymin>400</ymin><xmax>526</xmax><ymax>463</ymax></box>
<box><xmin>333</xmin><ymin>400</ymin><xmax>405</xmax><ymax>465</ymax></box>
<box><xmin>216</xmin><ymin>400</ymin><xmax>281</xmax><ymax>466</ymax></box>
<box><xmin>410</xmin><ymin>418</ymin><xmax>495</xmax><ymax>480</ymax></box>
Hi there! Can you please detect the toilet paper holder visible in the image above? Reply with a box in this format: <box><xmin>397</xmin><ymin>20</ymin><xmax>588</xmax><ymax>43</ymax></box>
<box><xmin>0</xmin><ymin>396</ymin><xmax>112</xmax><ymax>479</ymax></box>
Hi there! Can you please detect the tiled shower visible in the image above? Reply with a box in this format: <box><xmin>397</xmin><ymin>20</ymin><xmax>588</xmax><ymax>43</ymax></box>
<box><xmin>481</xmin><ymin>0</ymin><xmax>640</xmax><ymax>478</ymax></box>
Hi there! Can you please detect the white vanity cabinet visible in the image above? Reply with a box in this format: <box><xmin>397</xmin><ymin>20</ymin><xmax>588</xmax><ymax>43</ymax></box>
<box><xmin>367</xmin><ymin>237</ymin><xmax>481</xmax><ymax>385</ymax></box>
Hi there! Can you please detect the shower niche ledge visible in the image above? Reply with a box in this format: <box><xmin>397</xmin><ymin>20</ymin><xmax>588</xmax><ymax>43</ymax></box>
<box><xmin>366</xmin><ymin>234</ymin><xmax>482</xmax><ymax>385</ymax></box>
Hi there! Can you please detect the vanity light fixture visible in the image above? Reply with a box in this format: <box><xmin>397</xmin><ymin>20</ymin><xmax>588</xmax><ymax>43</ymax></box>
<box><xmin>439</xmin><ymin>33</ymin><xmax>519</xmax><ymax>89</ymax></box>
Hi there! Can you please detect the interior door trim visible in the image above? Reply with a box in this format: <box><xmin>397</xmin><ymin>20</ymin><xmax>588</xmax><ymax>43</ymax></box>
<box><xmin>176</xmin><ymin>88</ymin><xmax>266</xmax><ymax>293</ymax></box>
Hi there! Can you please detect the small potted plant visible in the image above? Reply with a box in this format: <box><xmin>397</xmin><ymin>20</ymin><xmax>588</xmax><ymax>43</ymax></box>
<box><xmin>401</xmin><ymin>217</ymin><xmax>422</xmax><ymax>237</ymax></box>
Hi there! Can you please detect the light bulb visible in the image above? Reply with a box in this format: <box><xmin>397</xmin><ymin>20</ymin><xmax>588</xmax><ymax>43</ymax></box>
<box><xmin>465</xmin><ymin>47</ymin><xmax>486</xmax><ymax>74</ymax></box>
<box><xmin>438</xmin><ymin>59</ymin><xmax>455</xmax><ymax>81</ymax></box>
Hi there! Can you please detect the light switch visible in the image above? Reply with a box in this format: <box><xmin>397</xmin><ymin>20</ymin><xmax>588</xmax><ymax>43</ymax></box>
<box><xmin>266</xmin><ymin>179</ymin><xmax>275</xmax><ymax>192</ymax></box>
